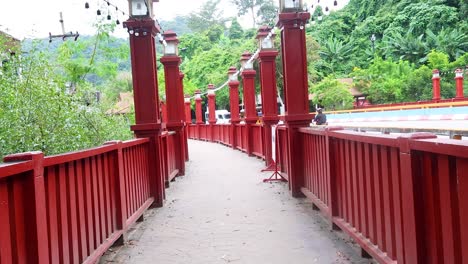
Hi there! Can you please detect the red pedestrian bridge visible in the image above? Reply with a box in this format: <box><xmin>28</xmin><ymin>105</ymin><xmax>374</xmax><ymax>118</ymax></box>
<box><xmin>1</xmin><ymin>5</ymin><xmax>468</xmax><ymax>264</ymax></box>
<box><xmin>1</xmin><ymin>123</ymin><xmax>467</xmax><ymax>263</ymax></box>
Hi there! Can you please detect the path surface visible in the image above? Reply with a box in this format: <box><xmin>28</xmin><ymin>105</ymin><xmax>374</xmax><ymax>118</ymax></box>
<box><xmin>101</xmin><ymin>140</ymin><xmax>374</xmax><ymax>264</ymax></box>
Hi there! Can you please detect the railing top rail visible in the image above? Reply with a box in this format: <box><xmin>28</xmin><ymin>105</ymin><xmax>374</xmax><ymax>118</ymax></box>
<box><xmin>408</xmin><ymin>137</ymin><xmax>468</xmax><ymax>158</ymax></box>
<box><xmin>121</xmin><ymin>138</ymin><xmax>150</xmax><ymax>148</ymax></box>
<box><xmin>0</xmin><ymin>159</ymin><xmax>34</xmax><ymax>179</ymax></box>
<box><xmin>328</xmin><ymin>130</ymin><xmax>400</xmax><ymax>147</ymax></box>
<box><xmin>43</xmin><ymin>138</ymin><xmax>149</xmax><ymax>167</ymax></box>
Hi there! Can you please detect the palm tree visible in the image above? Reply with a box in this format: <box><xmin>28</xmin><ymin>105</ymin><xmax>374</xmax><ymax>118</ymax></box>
<box><xmin>426</xmin><ymin>28</ymin><xmax>468</xmax><ymax>60</ymax></box>
<box><xmin>318</xmin><ymin>38</ymin><xmax>354</xmax><ymax>73</ymax></box>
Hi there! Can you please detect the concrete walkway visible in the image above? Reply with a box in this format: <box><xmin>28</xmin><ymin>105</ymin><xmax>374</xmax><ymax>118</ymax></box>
<box><xmin>101</xmin><ymin>140</ymin><xmax>374</xmax><ymax>264</ymax></box>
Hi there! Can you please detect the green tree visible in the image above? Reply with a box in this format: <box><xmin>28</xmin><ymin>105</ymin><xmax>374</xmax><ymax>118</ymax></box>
<box><xmin>187</xmin><ymin>0</ymin><xmax>226</xmax><ymax>32</ymax></box>
<box><xmin>426</xmin><ymin>28</ymin><xmax>468</xmax><ymax>60</ymax></box>
<box><xmin>309</xmin><ymin>76</ymin><xmax>354</xmax><ymax>110</ymax></box>
<box><xmin>351</xmin><ymin>58</ymin><xmax>413</xmax><ymax>104</ymax></box>
<box><xmin>229</xmin><ymin>19</ymin><xmax>244</xmax><ymax>40</ymax></box>
<box><xmin>231</xmin><ymin>0</ymin><xmax>276</xmax><ymax>27</ymax></box>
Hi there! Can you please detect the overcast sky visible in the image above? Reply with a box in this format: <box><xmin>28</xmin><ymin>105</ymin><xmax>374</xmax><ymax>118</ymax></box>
<box><xmin>0</xmin><ymin>0</ymin><xmax>348</xmax><ymax>39</ymax></box>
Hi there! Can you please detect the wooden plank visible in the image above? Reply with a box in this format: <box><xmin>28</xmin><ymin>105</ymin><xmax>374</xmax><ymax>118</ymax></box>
<box><xmin>58</xmin><ymin>164</ymin><xmax>71</xmax><ymax>263</ymax></box>
<box><xmin>45</xmin><ymin>167</ymin><xmax>60</xmax><ymax>263</ymax></box>
<box><xmin>437</xmin><ymin>155</ymin><xmax>458</xmax><ymax>263</ymax></box>
<box><xmin>96</xmin><ymin>155</ymin><xmax>106</xmax><ymax>242</ymax></box>
<box><xmin>373</xmin><ymin>145</ymin><xmax>385</xmax><ymax>251</ymax></box>
<box><xmin>67</xmin><ymin>162</ymin><xmax>79</xmax><ymax>263</ymax></box>
<box><xmin>345</xmin><ymin>141</ymin><xmax>353</xmax><ymax>226</ymax></box>
<box><xmin>0</xmin><ymin>180</ymin><xmax>13</xmax><ymax>264</ymax></box>
<box><xmin>422</xmin><ymin>153</ymin><xmax>443</xmax><ymax>263</ymax></box>
<box><xmin>83</xmin><ymin>158</ymin><xmax>95</xmax><ymax>253</ymax></box>
<box><xmin>90</xmin><ymin>156</ymin><xmax>101</xmax><ymax>246</ymax></box>
<box><xmin>357</xmin><ymin>142</ymin><xmax>367</xmax><ymax>238</ymax></box>
<box><xmin>338</xmin><ymin>140</ymin><xmax>346</xmax><ymax>219</ymax></box>
<box><xmin>381</xmin><ymin>147</ymin><xmax>395</xmax><ymax>258</ymax></box>
<box><xmin>390</xmin><ymin>148</ymin><xmax>404</xmax><ymax>263</ymax></box>
<box><xmin>74</xmin><ymin>161</ymin><xmax>88</xmax><ymax>261</ymax></box>
<box><xmin>351</xmin><ymin>141</ymin><xmax>360</xmax><ymax>231</ymax></box>
<box><xmin>102</xmin><ymin>154</ymin><xmax>112</xmax><ymax>237</ymax></box>
<box><xmin>364</xmin><ymin>144</ymin><xmax>376</xmax><ymax>244</ymax></box>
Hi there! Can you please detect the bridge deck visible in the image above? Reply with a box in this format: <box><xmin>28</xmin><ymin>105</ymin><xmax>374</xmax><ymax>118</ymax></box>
<box><xmin>101</xmin><ymin>140</ymin><xmax>373</xmax><ymax>263</ymax></box>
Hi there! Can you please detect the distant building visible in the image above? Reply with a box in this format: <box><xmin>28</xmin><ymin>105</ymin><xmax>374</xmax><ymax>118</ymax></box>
<box><xmin>337</xmin><ymin>78</ymin><xmax>369</xmax><ymax>108</ymax></box>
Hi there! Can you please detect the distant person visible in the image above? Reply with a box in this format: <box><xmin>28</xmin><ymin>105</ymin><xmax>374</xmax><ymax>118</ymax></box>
<box><xmin>313</xmin><ymin>108</ymin><xmax>327</xmax><ymax>125</ymax></box>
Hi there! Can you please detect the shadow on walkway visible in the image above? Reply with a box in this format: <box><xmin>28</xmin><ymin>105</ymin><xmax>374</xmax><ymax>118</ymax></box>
<box><xmin>101</xmin><ymin>140</ymin><xmax>375</xmax><ymax>264</ymax></box>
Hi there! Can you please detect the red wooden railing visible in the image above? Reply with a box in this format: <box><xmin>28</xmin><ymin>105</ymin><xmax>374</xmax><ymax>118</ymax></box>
<box><xmin>251</xmin><ymin>124</ymin><xmax>264</xmax><ymax>158</ymax></box>
<box><xmin>276</xmin><ymin>126</ymin><xmax>289</xmax><ymax>180</ymax></box>
<box><xmin>161</xmin><ymin>132</ymin><xmax>179</xmax><ymax>186</ymax></box>
<box><xmin>294</xmin><ymin>127</ymin><xmax>468</xmax><ymax>264</ymax></box>
<box><xmin>0</xmin><ymin>138</ymin><xmax>177</xmax><ymax>264</ymax></box>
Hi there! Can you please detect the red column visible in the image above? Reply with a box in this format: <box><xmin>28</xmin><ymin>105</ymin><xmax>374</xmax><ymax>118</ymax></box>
<box><xmin>180</xmin><ymin>72</ymin><xmax>189</xmax><ymax>161</ymax></box>
<box><xmin>241</xmin><ymin>52</ymin><xmax>257</xmax><ymax>156</ymax></box>
<box><xmin>184</xmin><ymin>94</ymin><xmax>192</xmax><ymax>156</ymax></box>
<box><xmin>195</xmin><ymin>90</ymin><xmax>203</xmax><ymax>124</ymax></box>
<box><xmin>124</xmin><ymin>18</ymin><xmax>164</xmax><ymax>206</ymax></box>
<box><xmin>277</xmin><ymin>12</ymin><xmax>312</xmax><ymax>197</ymax></box>
<box><xmin>160</xmin><ymin>30</ymin><xmax>185</xmax><ymax>176</ymax></box>
<box><xmin>195</xmin><ymin>90</ymin><xmax>203</xmax><ymax>139</ymax></box>
<box><xmin>455</xmin><ymin>68</ymin><xmax>464</xmax><ymax>99</ymax></box>
<box><xmin>207</xmin><ymin>84</ymin><xmax>216</xmax><ymax>142</ymax></box>
<box><xmin>228</xmin><ymin>67</ymin><xmax>240</xmax><ymax>149</ymax></box>
<box><xmin>184</xmin><ymin>94</ymin><xmax>192</xmax><ymax>123</ymax></box>
<box><xmin>257</xmin><ymin>26</ymin><xmax>279</xmax><ymax>167</ymax></box>
<box><xmin>432</xmin><ymin>69</ymin><xmax>441</xmax><ymax>101</ymax></box>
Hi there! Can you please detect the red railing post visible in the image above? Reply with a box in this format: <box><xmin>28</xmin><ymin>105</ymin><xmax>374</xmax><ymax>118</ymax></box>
<box><xmin>180</xmin><ymin>72</ymin><xmax>189</xmax><ymax>162</ymax></box>
<box><xmin>208</xmin><ymin>84</ymin><xmax>217</xmax><ymax>142</ymax></box>
<box><xmin>455</xmin><ymin>68</ymin><xmax>464</xmax><ymax>99</ymax></box>
<box><xmin>257</xmin><ymin>26</ymin><xmax>279</xmax><ymax>167</ymax></box>
<box><xmin>398</xmin><ymin>133</ymin><xmax>437</xmax><ymax>264</ymax></box>
<box><xmin>240</xmin><ymin>51</ymin><xmax>257</xmax><ymax>156</ymax></box>
<box><xmin>124</xmin><ymin>18</ymin><xmax>164</xmax><ymax>207</ymax></box>
<box><xmin>184</xmin><ymin>94</ymin><xmax>192</xmax><ymax>160</ymax></box>
<box><xmin>3</xmin><ymin>152</ymin><xmax>50</xmax><ymax>263</ymax></box>
<box><xmin>432</xmin><ymin>69</ymin><xmax>441</xmax><ymax>101</ymax></box>
<box><xmin>160</xmin><ymin>30</ymin><xmax>186</xmax><ymax>177</ymax></box>
<box><xmin>277</xmin><ymin>10</ymin><xmax>312</xmax><ymax>197</ymax></box>
<box><xmin>228</xmin><ymin>67</ymin><xmax>241</xmax><ymax>149</ymax></box>
<box><xmin>325</xmin><ymin>127</ymin><xmax>344</xmax><ymax>227</ymax></box>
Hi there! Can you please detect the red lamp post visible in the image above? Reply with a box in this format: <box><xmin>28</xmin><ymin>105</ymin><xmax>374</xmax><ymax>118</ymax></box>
<box><xmin>277</xmin><ymin>0</ymin><xmax>312</xmax><ymax>197</ymax></box>
<box><xmin>160</xmin><ymin>30</ymin><xmax>185</xmax><ymax>176</ymax></box>
<box><xmin>455</xmin><ymin>69</ymin><xmax>464</xmax><ymax>99</ymax></box>
<box><xmin>257</xmin><ymin>25</ymin><xmax>279</xmax><ymax>168</ymax></box>
<box><xmin>123</xmin><ymin>0</ymin><xmax>164</xmax><ymax>206</ymax></box>
<box><xmin>180</xmin><ymin>72</ymin><xmax>189</xmax><ymax>161</ymax></box>
<box><xmin>432</xmin><ymin>69</ymin><xmax>441</xmax><ymax>101</ymax></box>
<box><xmin>228</xmin><ymin>67</ymin><xmax>240</xmax><ymax>149</ymax></box>
<box><xmin>207</xmin><ymin>84</ymin><xmax>217</xmax><ymax>142</ymax></box>
<box><xmin>195</xmin><ymin>90</ymin><xmax>203</xmax><ymax>124</ymax></box>
<box><xmin>240</xmin><ymin>51</ymin><xmax>257</xmax><ymax>156</ymax></box>
<box><xmin>184</xmin><ymin>94</ymin><xmax>192</xmax><ymax>123</ymax></box>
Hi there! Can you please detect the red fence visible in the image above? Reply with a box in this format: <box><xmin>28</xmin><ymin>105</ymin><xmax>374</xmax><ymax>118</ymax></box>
<box><xmin>294</xmin><ymin>127</ymin><xmax>468</xmax><ymax>264</ymax></box>
<box><xmin>0</xmin><ymin>138</ymin><xmax>175</xmax><ymax>264</ymax></box>
<box><xmin>276</xmin><ymin>126</ymin><xmax>289</xmax><ymax>180</ymax></box>
<box><xmin>251</xmin><ymin>124</ymin><xmax>264</xmax><ymax>158</ymax></box>
<box><xmin>161</xmin><ymin>132</ymin><xmax>178</xmax><ymax>186</ymax></box>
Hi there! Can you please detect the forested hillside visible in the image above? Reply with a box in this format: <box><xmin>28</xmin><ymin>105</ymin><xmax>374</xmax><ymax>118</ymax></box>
<box><xmin>308</xmin><ymin>0</ymin><xmax>467</xmax><ymax>105</ymax></box>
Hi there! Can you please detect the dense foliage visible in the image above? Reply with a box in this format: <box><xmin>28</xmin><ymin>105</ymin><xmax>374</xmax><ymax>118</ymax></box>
<box><xmin>0</xmin><ymin>25</ymin><xmax>133</xmax><ymax>158</ymax></box>
<box><xmin>308</xmin><ymin>0</ymin><xmax>467</xmax><ymax>105</ymax></box>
